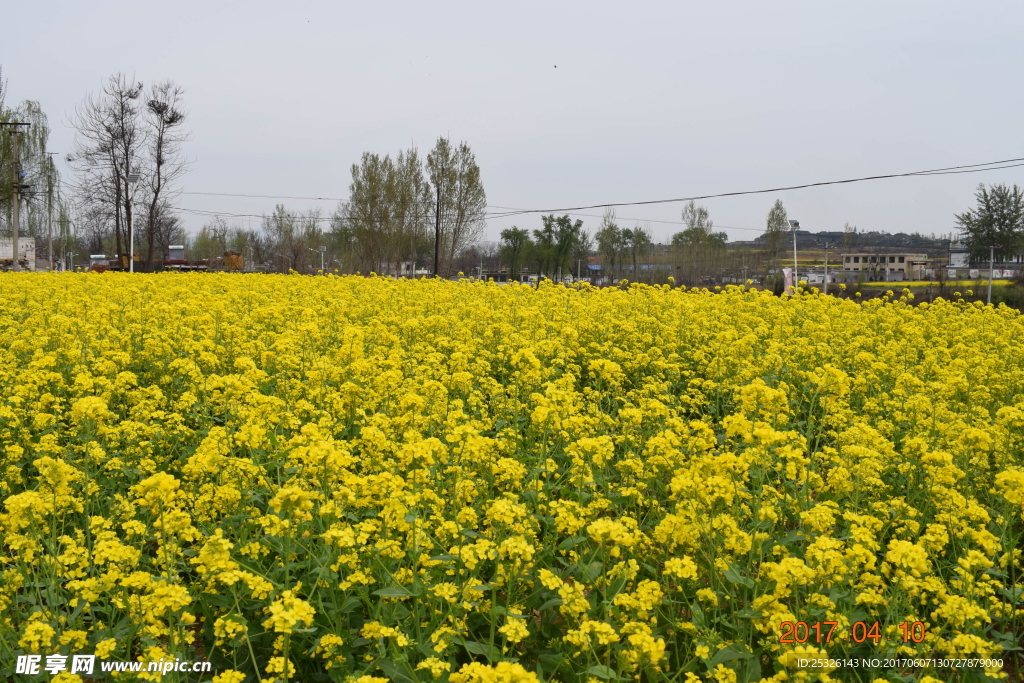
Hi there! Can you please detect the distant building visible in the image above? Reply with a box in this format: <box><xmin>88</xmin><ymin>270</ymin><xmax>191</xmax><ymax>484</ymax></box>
<box><xmin>0</xmin><ymin>237</ymin><xmax>36</xmax><ymax>270</ymax></box>
<box><xmin>801</xmin><ymin>269</ymin><xmax>836</xmax><ymax>285</ymax></box>
<box><xmin>948</xmin><ymin>240</ymin><xmax>970</xmax><ymax>268</ymax></box>
<box><xmin>947</xmin><ymin>239</ymin><xmax>1024</xmax><ymax>275</ymax></box>
<box><xmin>840</xmin><ymin>252</ymin><xmax>927</xmax><ymax>281</ymax></box>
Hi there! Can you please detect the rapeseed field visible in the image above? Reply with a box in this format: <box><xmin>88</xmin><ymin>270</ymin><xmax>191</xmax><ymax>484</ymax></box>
<box><xmin>1</xmin><ymin>273</ymin><xmax>1022</xmax><ymax>683</ymax></box>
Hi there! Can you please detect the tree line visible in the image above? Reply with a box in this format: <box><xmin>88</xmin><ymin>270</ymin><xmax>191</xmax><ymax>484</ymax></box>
<box><xmin>2</xmin><ymin>66</ymin><xmax>491</xmax><ymax>275</ymax></box>
<box><xmin>9</xmin><ymin>64</ymin><xmax>1024</xmax><ymax>278</ymax></box>
<box><xmin>0</xmin><ymin>67</ymin><xmax>70</xmax><ymax>264</ymax></box>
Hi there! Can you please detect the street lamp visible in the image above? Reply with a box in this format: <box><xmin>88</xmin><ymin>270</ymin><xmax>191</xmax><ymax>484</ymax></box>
<box><xmin>123</xmin><ymin>172</ymin><xmax>140</xmax><ymax>272</ymax></box>
<box><xmin>308</xmin><ymin>246</ymin><xmax>326</xmax><ymax>272</ymax></box>
<box><xmin>274</xmin><ymin>253</ymin><xmax>293</xmax><ymax>271</ymax></box>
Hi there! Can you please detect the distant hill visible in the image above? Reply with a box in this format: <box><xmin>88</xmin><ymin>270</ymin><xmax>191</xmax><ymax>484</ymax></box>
<box><xmin>736</xmin><ymin>230</ymin><xmax>952</xmax><ymax>257</ymax></box>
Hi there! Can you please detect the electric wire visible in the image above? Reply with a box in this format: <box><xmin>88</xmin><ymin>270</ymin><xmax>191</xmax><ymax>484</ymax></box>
<box><xmin>177</xmin><ymin>206</ymin><xmax>769</xmax><ymax>232</ymax></box>
<box><xmin>177</xmin><ymin>154</ymin><xmax>1024</xmax><ymax>230</ymax></box>
<box><xmin>485</xmin><ymin>158</ymin><xmax>1024</xmax><ymax>219</ymax></box>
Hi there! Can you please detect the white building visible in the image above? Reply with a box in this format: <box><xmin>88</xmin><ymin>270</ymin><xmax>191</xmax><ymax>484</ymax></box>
<box><xmin>0</xmin><ymin>238</ymin><xmax>36</xmax><ymax>270</ymax></box>
<box><xmin>947</xmin><ymin>239</ymin><xmax>1024</xmax><ymax>275</ymax></box>
<box><xmin>840</xmin><ymin>252</ymin><xmax>927</xmax><ymax>281</ymax></box>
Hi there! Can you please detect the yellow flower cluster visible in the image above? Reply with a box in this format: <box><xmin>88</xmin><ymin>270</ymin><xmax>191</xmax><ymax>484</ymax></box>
<box><xmin>0</xmin><ymin>273</ymin><xmax>1022</xmax><ymax>682</ymax></box>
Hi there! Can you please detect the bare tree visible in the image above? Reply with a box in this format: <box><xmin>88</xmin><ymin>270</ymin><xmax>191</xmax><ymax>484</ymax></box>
<box><xmin>151</xmin><ymin>201</ymin><xmax>186</xmax><ymax>260</ymax></box>
<box><xmin>142</xmin><ymin>81</ymin><xmax>189</xmax><ymax>270</ymax></box>
<box><xmin>67</xmin><ymin>74</ymin><xmax>146</xmax><ymax>264</ymax></box>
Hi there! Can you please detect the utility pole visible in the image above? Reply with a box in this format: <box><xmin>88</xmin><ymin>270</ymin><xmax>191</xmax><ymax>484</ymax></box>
<box><xmin>3</xmin><ymin>123</ymin><xmax>30</xmax><ymax>271</ymax></box>
<box><xmin>433</xmin><ymin>183</ymin><xmax>441</xmax><ymax>278</ymax></box>
<box><xmin>824</xmin><ymin>244</ymin><xmax>829</xmax><ymax>295</ymax></box>
<box><xmin>789</xmin><ymin>219</ymin><xmax>800</xmax><ymax>289</ymax></box>
<box><xmin>12</xmin><ymin>129</ymin><xmax>20</xmax><ymax>272</ymax></box>
<box><xmin>988</xmin><ymin>245</ymin><xmax>994</xmax><ymax>305</ymax></box>
<box><xmin>124</xmin><ymin>172</ymin><xmax>139</xmax><ymax>272</ymax></box>
<box><xmin>46</xmin><ymin>153</ymin><xmax>57</xmax><ymax>271</ymax></box>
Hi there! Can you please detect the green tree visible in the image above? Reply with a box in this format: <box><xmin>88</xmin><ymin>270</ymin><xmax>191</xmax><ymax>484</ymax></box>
<box><xmin>427</xmin><ymin>138</ymin><xmax>486</xmax><ymax>277</ymax></box>
<box><xmin>572</xmin><ymin>227</ymin><xmax>593</xmax><ymax>280</ymax></box>
<box><xmin>595</xmin><ymin>209</ymin><xmax>624</xmax><ymax>282</ymax></box>
<box><xmin>955</xmin><ymin>183</ymin><xmax>1024</xmax><ymax>262</ymax></box>
<box><xmin>499</xmin><ymin>227</ymin><xmax>531</xmax><ymax>281</ymax></box>
<box><xmin>672</xmin><ymin>201</ymin><xmax>726</xmax><ymax>284</ymax></box>
<box><xmin>763</xmin><ymin>199</ymin><xmax>788</xmax><ymax>269</ymax></box>
<box><xmin>842</xmin><ymin>222</ymin><xmax>858</xmax><ymax>250</ymax></box>
<box><xmin>343</xmin><ymin>147</ymin><xmax>430</xmax><ymax>274</ymax></box>
<box><xmin>531</xmin><ymin>214</ymin><xmax>583</xmax><ymax>280</ymax></box>
<box><xmin>675</xmin><ymin>200</ymin><xmax>722</xmax><ymax>245</ymax></box>
<box><xmin>623</xmin><ymin>223</ymin><xmax>652</xmax><ymax>280</ymax></box>
<box><xmin>1</xmin><ymin>70</ymin><xmax>61</xmax><ymax>256</ymax></box>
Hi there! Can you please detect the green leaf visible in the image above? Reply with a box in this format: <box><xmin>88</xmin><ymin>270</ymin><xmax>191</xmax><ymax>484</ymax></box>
<box><xmin>690</xmin><ymin>602</ymin><xmax>708</xmax><ymax>629</ymax></box>
<box><xmin>739</xmin><ymin>649</ymin><xmax>763</xmax><ymax>683</ymax></box>
<box><xmin>537</xmin><ymin>654</ymin><xmax>562</xmax><ymax>673</ymax></box>
<box><xmin>339</xmin><ymin>596</ymin><xmax>362</xmax><ymax>613</ymax></box>
<box><xmin>539</xmin><ymin>597</ymin><xmax>563</xmax><ymax>611</ymax></box>
<box><xmin>605</xmin><ymin>576</ymin><xmax>627</xmax><ymax>598</ymax></box>
<box><xmin>372</xmin><ymin>586</ymin><xmax>414</xmax><ymax>598</ymax></box>
<box><xmin>461</xmin><ymin>640</ymin><xmax>499</xmax><ymax>661</ymax></box>
<box><xmin>578</xmin><ymin>561</ymin><xmax>604</xmax><ymax>582</ymax></box>
<box><xmin>586</xmin><ymin>665</ymin><xmax>619</xmax><ymax>680</ymax></box>
<box><xmin>429</xmin><ymin>554</ymin><xmax>457</xmax><ymax>562</ymax></box>
<box><xmin>710</xmin><ymin>643</ymin><xmax>754</xmax><ymax>668</ymax></box>
<box><xmin>558</xmin><ymin>536</ymin><xmax>588</xmax><ymax>551</ymax></box>
<box><xmin>200</xmin><ymin>592</ymin><xmax>234</xmax><ymax>608</ymax></box>
<box><xmin>378</xmin><ymin>659</ymin><xmax>419</xmax><ymax>683</ymax></box>
<box><xmin>723</xmin><ymin>567</ymin><xmax>755</xmax><ymax>588</ymax></box>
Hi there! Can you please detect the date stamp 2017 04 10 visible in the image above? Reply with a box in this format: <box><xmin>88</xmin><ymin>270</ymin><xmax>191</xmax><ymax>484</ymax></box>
<box><xmin>778</xmin><ymin>620</ymin><xmax>928</xmax><ymax>645</ymax></box>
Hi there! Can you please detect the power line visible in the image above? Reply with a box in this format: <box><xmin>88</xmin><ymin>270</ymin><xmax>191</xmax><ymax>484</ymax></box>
<box><xmin>486</xmin><ymin>205</ymin><xmax>766</xmax><ymax>232</ymax></box>
<box><xmin>177</xmin><ymin>154</ymin><xmax>1024</xmax><ymax>231</ymax></box>
<box><xmin>182</xmin><ymin>191</ymin><xmax>346</xmax><ymax>201</ymax></box>
<box><xmin>179</xmin><ymin>192</ymin><xmax>699</xmax><ymax>225</ymax></box>
<box><xmin>177</xmin><ymin>205</ymin><xmax>769</xmax><ymax>233</ymax></box>
<box><xmin>485</xmin><ymin>156</ymin><xmax>1024</xmax><ymax>219</ymax></box>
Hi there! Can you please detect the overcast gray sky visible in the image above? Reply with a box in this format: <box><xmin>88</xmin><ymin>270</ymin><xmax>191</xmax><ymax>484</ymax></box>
<box><xmin>6</xmin><ymin>0</ymin><xmax>1024</xmax><ymax>244</ymax></box>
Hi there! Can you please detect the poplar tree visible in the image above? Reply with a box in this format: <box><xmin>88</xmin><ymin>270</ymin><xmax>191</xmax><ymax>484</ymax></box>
<box><xmin>955</xmin><ymin>183</ymin><xmax>1024</xmax><ymax>262</ymax></box>
<box><xmin>427</xmin><ymin>138</ymin><xmax>486</xmax><ymax>277</ymax></box>
<box><xmin>763</xmin><ymin>199</ymin><xmax>788</xmax><ymax>269</ymax></box>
